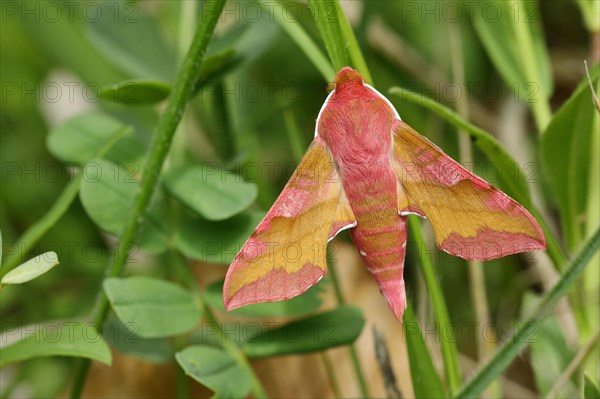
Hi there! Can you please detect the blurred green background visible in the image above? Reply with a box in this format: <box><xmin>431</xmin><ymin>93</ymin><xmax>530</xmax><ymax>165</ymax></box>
<box><xmin>1</xmin><ymin>0</ymin><xmax>598</xmax><ymax>398</ymax></box>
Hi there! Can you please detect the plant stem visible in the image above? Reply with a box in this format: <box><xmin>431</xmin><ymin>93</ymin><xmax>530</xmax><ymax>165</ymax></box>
<box><xmin>455</xmin><ymin>226</ymin><xmax>600</xmax><ymax>398</ymax></box>
<box><xmin>169</xmin><ymin>0</ymin><xmax>198</xmax><ymax>170</ymax></box>
<box><xmin>408</xmin><ymin>218</ymin><xmax>462</xmax><ymax>395</ymax></box>
<box><xmin>175</xmin><ymin>362</ymin><xmax>190</xmax><ymax>399</ymax></box>
<box><xmin>1</xmin><ymin>175</ymin><xmax>80</xmax><ymax>275</ymax></box>
<box><xmin>326</xmin><ymin>250</ymin><xmax>370</xmax><ymax>398</ymax></box>
<box><xmin>68</xmin><ymin>2</ymin><xmax>226</xmax><ymax>397</ymax></box>
<box><xmin>320</xmin><ymin>352</ymin><xmax>342</xmax><ymax>397</ymax></box>
<box><xmin>326</xmin><ymin>250</ymin><xmax>344</xmax><ymax>305</ymax></box>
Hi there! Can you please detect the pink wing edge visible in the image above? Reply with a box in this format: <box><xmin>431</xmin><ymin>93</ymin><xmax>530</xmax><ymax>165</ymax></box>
<box><xmin>223</xmin><ymin>137</ymin><xmax>356</xmax><ymax>311</ymax></box>
<box><xmin>392</xmin><ymin>119</ymin><xmax>546</xmax><ymax>261</ymax></box>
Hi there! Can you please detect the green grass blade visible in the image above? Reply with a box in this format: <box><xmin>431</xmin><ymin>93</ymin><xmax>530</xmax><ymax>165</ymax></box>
<box><xmin>577</xmin><ymin>0</ymin><xmax>600</xmax><ymax>33</ymax></box>
<box><xmin>259</xmin><ymin>0</ymin><xmax>334</xmax><ymax>80</ymax></box>
<box><xmin>473</xmin><ymin>0</ymin><xmax>552</xmax><ymax>131</ymax></box>
<box><xmin>409</xmin><ymin>218</ymin><xmax>462</xmax><ymax>395</ymax></box>
<box><xmin>0</xmin><ymin>177</ymin><xmax>80</xmax><ymax>276</ymax></box>
<box><xmin>337</xmin><ymin>3</ymin><xmax>371</xmax><ymax>83</ymax></box>
<box><xmin>455</xmin><ymin>227</ymin><xmax>600</xmax><ymax>398</ymax></box>
<box><xmin>307</xmin><ymin>0</ymin><xmax>350</xmax><ymax>71</ymax></box>
<box><xmin>403</xmin><ymin>304</ymin><xmax>446</xmax><ymax>398</ymax></box>
<box><xmin>306</xmin><ymin>0</ymin><xmax>371</xmax><ymax>82</ymax></box>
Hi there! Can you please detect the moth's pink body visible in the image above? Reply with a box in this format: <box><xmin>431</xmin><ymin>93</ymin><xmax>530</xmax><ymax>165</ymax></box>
<box><xmin>317</xmin><ymin>69</ymin><xmax>408</xmax><ymax>318</ymax></box>
<box><xmin>223</xmin><ymin>67</ymin><xmax>546</xmax><ymax>320</ymax></box>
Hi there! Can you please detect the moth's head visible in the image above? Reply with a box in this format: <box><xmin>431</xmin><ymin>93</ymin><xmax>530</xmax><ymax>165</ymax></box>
<box><xmin>330</xmin><ymin>67</ymin><xmax>363</xmax><ymax>91</ymax></box>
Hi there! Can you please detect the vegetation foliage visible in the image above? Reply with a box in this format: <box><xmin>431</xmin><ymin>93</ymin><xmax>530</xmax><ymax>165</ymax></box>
<box><xmin>1</xmin><ymin>0</ymin><xmax>599</xmax><ymax>398</ymax></box>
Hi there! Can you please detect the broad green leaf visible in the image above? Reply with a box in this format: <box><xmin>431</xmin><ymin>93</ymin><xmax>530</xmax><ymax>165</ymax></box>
<box><xmin>0</xmin><ymin>321</ymin><xmax>112</xmax><ymax>367</ymax></box>
<box><xmin>175</xmin><ymin>211</ymin><xmax>264</xmax><ymax>264</ymax></box>
<box><xmin>242</xmin><ymin>305</ymin><xmax>365</xmax><ymax>357</ymax></box>
<box><xmin>542</xmin><ymin>66</ymin><xmax>599</xmax><ymax>249</ymax></box>
<box><xmin>473</xmin><ymin>0</ymin><xmax>552</xmax><ymax>104</ymax></box>
<box><xmin>46</xmin><ymin>112</ymin><xmax>142</xmax><ymax>164</ymax></box>
<box><xmin>85</xmin><ymin>0</ymin><xmax>176</xmax><ymax>81</ymax></box>
<box><xmin>103</xmin><ymin>276</ymin><xmax>200</xmax><ymax>338</ymax></box>
<box><xmin>163</xmin><ymin>166</ymin><xmax>257</xmax><ymax>221</ymax></box>
<box><xmin>585</xmin><ymin>374</ymin><xmax>600</xmax><ymax>399</ymax></box>
<box><xmin>0</xmin><ymin>251</ymin><xmax>59</xmax><ymax>287</ymax></box>
<box><xmin>175</xmin><ymin>345</ymin><xmax>253</xmax><ymax>399</ymax></box>
<box><xmin>101</xmin><ymin>80</ymin><xmax>171</xmax><ymax>105</ymax></box>
<box><xmin>79</xmin><ymin>159</ymin><xmax>169</xmax><ymax>253</ymax></box>
<box><xmin>523</xmin><ymin>294</ymin><xmax>577</xmax><ymax>397</ymax></box>
<box><xmin>204</xmin><ymin>279</ymin><xmax>322</xmax><ymax>317</ymax></box>
<box><xmin>403</xmin><ymin>305</ymin><xmax>445</xmax><ymax>399</ymax></box>
<box><xmin>102</xmin><ymin>316</ymin><xmax>173</xmax><ymax>364</ymax></box>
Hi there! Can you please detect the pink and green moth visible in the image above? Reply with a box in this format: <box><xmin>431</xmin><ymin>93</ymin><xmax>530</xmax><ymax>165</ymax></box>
<box><xmin>223</xmin><ymin>67</ymin><xmax>546</xmax><ymax>320</ymax></box>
